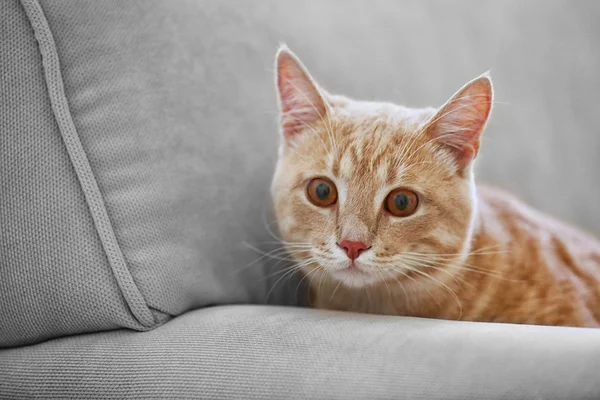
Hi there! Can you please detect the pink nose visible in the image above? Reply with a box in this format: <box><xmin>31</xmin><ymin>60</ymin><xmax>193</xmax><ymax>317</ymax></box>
<box><xmin>338</xmin><ymin>240</ymin><xmax>369</xmax><ymax>261</ymax></box>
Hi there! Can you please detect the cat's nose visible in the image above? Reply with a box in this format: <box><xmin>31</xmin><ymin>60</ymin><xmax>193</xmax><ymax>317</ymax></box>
<box><xmin>338</xmin><ymin>240</ymin><xmax>370</xmax><ymax>261</ymax></box>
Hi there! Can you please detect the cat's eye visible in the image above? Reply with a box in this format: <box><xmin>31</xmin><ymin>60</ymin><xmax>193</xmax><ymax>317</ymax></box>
<box><xmin>384</xmin><ymin>189</ymin><xmax>419</xmax><ymax>217</ymax></box>
<box><xmin>306</xmin><ymin>177</ymin><xmax>338</xmax><ymax>207</ymax></box>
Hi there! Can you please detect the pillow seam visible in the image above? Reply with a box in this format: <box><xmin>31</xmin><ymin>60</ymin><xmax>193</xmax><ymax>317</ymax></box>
<box><xmin>19</xmin><ymin>0</ymin><xmax>155</xmax><ymax>328</ymax></box>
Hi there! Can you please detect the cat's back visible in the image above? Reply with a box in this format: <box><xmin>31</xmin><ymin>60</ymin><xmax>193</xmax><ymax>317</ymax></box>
<box><xmin>477</xmin><ymin>184</ymin><xmax>600</xmax><ymax>251</ymax></box>
<box><xmin>471</xmin><ymin>184</ymin><xmax>600</xmax><ymax>326</ymax></box>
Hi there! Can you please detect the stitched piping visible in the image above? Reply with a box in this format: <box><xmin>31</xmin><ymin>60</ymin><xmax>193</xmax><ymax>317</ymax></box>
<box><xmin>20</xmin><ymin>0</ymin><xmax>155</xmax><ymax>328</ymax></box>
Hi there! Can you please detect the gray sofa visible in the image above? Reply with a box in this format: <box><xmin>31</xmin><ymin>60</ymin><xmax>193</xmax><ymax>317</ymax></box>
<box><xmin>1</xmin><ymin>1</ymin><xmax>600</xmax><ymax>398</ymax></box>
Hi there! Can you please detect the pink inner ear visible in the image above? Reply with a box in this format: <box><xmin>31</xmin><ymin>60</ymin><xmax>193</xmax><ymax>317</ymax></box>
<box><xmin>276</xmin><ymin>50</ymin><xmax>326</xmax><ymax>139</ymax></box>
<box><xmin>278</xmin><ymin>78</ymin><xmax>321</xmax><ymax>136</ymax></box>
<box><xmin>427</xmin><ymin>75</ymin><xmax>493</xmax><ymax>167</ymax></box>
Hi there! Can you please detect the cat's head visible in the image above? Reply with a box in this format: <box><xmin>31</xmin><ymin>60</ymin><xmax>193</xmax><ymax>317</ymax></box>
<box><xmin>271</xmin><ymin>46</ymin><xmax>493</xmax><ymax>289</ymax></box>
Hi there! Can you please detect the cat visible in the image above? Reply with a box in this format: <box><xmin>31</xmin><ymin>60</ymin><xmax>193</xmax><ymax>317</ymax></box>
<box><xmin>270</xmin><ymin>45</ymin><xmax>600</xmax><ymax>327</ymax></box>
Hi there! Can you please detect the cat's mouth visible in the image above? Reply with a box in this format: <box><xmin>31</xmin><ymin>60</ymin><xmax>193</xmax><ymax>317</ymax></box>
<box><xmin>329</xmin><ymin>261</ymin><xmax>375</xmax><ymax>287</ymax></box>
<box><xmin>309</xmin><ymin>250</ymin><xmax>381</xmax><ymax>288</ymax></box>
<box><xmin>337</xmin><ymin>263</ymin><xmax>367</xmax><ymax>275</ymax></box>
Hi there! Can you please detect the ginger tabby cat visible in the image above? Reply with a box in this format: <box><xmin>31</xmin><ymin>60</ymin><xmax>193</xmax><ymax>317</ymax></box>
<box><xmin>270</xmin><ymin>46</ymin><xmax>600</xmax><ymax>327</ymax></box>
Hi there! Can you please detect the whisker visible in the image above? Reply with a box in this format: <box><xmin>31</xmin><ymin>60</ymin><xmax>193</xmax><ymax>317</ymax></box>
<box><xmin>377</xmin><ymin>269</ymin><xmax>393</xmax><ymax>304</ymax></box>
<box><xmin>257</xmin><ymin>240</ymin><xmax>313</xmax><ymax>247</ymax></box>
<box><xmin>261</xmin><ymin>211</ymin><xmax>286</xmax><ymax>243</ymax></box>
<box><xmin>397</xmin><ymin>252</ymin><xmax>520</xmax><ymax>283</ymax></box>
<box><xmin>402</xmin><ymin>261</ymin><xmax>463</xmax><ymax>319</ymax></box>
<box><xmin>385</xmin><ymin>263</ymin><xmax>440</xmax><ymax>308</ymax></box>
<box><xmin>266</xmin><ymin>258</ymin><xmax>315</xmax><ymax>302</ymax></box>
<box><xmin>303</xmin><ymin>265</ymin><xmax>324</xmax><ymax>302</ymax></box>
<box><xmin>329</xmin><ymin>278</ymin><xmax>343</xmax><ymax>303</ymax></box>
<box><xmin>258</xmin><ymin>262</ymin><xmax>305</xmax><ymax>283</ymax></box>
<box><xmin>242</xmin><ymin>241</ymin><xmax>306</xmax><ymax>262</ymax></box>
<box><xmin>391</xmin><ymin>272</ymin><xmax>411</xmax><ymax>310</ymax></box>
<box><xmin>377</xmin><ymin>246</ymin><xmax>508</xmax><ymax>262</ymax></box>
<box><xmin>233</xmin><ymin>241</ymin><xmax>315</xmax><ymax>278</ymax></box>
<box><xmin>294</xmin><ymin>264</ymin><xmax>321</xmax><ymax>303</ymax></box>
<box><xmin>364</xmin><ymin>282</ymin><xmax>372</xmax><ymax>312</ymax></box>
<box><xmin>232</xmin><ymin>244</ymin><xmax>290</xmax><ymax>274</ymax></box>
<box><xmin>419</xmin><ymin>263</ymin><xmax>477</xmax><ymax>291</ymax></box>
<box><xmin>317</xmin><ymin>266</ymin><xmax>328</xmax><ymax>301</ymax></box>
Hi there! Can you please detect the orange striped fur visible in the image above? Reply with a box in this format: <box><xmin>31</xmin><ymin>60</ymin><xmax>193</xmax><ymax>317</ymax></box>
<box><xmin>271</xmin><ymin>46</ymin><xmax>600</xmax><ymax>327</ymax></box>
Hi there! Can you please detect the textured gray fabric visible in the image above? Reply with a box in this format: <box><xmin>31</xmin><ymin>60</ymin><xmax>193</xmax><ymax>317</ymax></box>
<box><xmin>1</xmin><ymin>305</ymin><xmax>600</xmax><ymax>399</ymax></box>
<box><xmin>0</xmin><ymin>0</ymin><xmax>150</xmax><ymax>348</ymax></box>
<box><xmin>21</xmin><ymin>0</ymin><xmax>156</xmax><ymax>328</ymax></box>
<box><xmin>34</xmin><ymin>0</ymin><xmax>300</xmax><ymax>321</ymax></box>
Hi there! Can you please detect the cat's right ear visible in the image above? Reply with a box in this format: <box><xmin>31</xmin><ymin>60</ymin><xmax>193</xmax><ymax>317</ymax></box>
<box><xmin>275</xmin><ymin>45</ymin><xmax>327</xmax><ymax>145</ymax></box>
<box><xmin>424</xmin><ymin>73</ymin><xmax>493</xmax><ymax>171</ymax></box>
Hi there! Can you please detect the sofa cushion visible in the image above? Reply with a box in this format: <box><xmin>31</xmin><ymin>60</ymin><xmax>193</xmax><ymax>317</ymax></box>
<box><xmin>1</xmin><ymin>305</ymin><xmax>599</xmax><ymax>399</ymax></box>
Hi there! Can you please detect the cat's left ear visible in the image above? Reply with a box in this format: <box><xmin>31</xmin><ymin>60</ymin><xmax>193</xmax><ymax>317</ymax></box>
<box><xmin>425</xmin><ymin>73</ymin><xmax>493</xmax><ymax>170</ymax></box>
<box><xmin>275</xmin><ymin>45</ymin><xmax>328</xmax><ymax>145</ymax></box>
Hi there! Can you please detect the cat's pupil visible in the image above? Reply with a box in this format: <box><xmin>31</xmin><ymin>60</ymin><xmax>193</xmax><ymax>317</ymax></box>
<box><xmin>316</xmin><ymin>183</ymin><xmax>330</xmax><ymax>200</ymax></box>
<box><xmin>394</xmin><ymin>193</ymin><xmax>409</xmax><ymax>210</ymax></box>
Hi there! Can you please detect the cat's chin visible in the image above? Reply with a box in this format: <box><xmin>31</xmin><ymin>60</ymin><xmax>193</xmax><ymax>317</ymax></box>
<box><xmin>330</xmin><ymin>266</ymin><xmax>379</xmax><ymax>288</ymax></box>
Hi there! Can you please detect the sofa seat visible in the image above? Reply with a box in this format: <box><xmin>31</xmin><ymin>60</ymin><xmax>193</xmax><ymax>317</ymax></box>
<box><xmin>1</xmin><ymin>305</ymin><xmax>599</xmax><ymax>399</ymax></box>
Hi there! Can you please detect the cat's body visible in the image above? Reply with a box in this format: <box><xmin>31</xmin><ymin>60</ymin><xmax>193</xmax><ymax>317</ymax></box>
<box><xmin>270</xmin><ymin>46</ymin><xmax>600</xmax><ymax>327</ymax></box>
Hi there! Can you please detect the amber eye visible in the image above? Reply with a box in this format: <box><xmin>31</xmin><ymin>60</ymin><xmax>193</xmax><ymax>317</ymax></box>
<box><xmin>306</xmin><ymin>178</ymin><xmax>338</xmax><ymax>207</ymax></box>
<box><xmin>384</xmin><ymin>189</ymin><xmax>419</xmax><ymax>217</ymax></box>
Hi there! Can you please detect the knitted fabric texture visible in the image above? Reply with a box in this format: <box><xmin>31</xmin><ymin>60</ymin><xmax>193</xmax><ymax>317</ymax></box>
<box><xmin>1</xmin><ymin>306</ymin><xmax>600</xmax><ymax>399</ymax></box>
<box><xmin>0</xmin><ymin>0</ymin><xmax>150</xmax><ymax>347</ymax></box>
